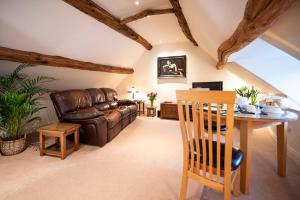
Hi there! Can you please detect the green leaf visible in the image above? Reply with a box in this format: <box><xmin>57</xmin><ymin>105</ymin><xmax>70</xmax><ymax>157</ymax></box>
<box><xmin>0</xmin><ymin>63</ymin><xmax>54</xmax><ymax>140</ymax></box>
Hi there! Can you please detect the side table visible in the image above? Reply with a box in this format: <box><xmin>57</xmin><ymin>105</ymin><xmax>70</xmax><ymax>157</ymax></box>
<box><xmin>134</xmin><ymin>100</ymin><xmax>145</xmax><ymax>116</ymax></box>
<box><xmin>147</xmin><ymin>107</ymin><xmax>157</xmax><ymax>117</ymax></box>
<box><xmin>38</xmin><ymin>122</ymin><xmax>81</xmax><ymax>160</ymax></box>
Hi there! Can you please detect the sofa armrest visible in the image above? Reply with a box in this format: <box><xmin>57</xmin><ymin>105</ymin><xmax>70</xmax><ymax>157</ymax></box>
<box><xmin>118</xmin><ymin>99</ymin><xmax>136</xmax><ymax>106</ymax></box>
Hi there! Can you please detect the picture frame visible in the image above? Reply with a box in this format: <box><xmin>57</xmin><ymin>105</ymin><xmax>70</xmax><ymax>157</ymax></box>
<box><xmin>157</xmin><ymin>55</ymin><xmax>186</xmax><ymax>78</ymax></box>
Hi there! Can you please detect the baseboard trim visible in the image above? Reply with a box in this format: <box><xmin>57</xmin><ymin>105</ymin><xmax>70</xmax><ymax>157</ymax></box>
<box><xmin>268</xmin><ymin>127</ymin><xmax>300</xmax><ymax>166</ymax></box>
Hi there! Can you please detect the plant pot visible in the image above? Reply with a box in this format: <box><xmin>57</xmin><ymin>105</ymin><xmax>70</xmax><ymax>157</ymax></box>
<box><xmin>0</xmin><ymin>135</ymin><xmax>27</xmax><ymax>156</ymax></box>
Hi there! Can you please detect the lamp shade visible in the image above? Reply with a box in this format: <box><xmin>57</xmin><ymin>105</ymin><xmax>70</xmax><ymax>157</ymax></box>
<box><xmin>128</xmin><ymin>87</ymin><xmax>139</xmax><ymax>100</ymax></box>
<box><xmin>128</xmin><ymin>86</ymin><xmax>138</xmax><ymax>93</ymax></box>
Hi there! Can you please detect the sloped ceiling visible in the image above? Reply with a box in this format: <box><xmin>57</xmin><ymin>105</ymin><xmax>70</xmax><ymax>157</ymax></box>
<box><xmin>0</xmin><ymin>0</ymin><xmax>248</xmax><ymax>66</ymax></box>
<box><xmin>180</xmin><ymin>0</ymin><xmax>247</xmax><ymax>59</ymax></box>
<box><xmin>262</xmin><ymin>0</ymin><xmax>300</xmax><ymax>60</ymax></box>
<box><xmin>0</xmin><ymin>0</ymin><xmax>144</xmax><ymax>68</ymax></box>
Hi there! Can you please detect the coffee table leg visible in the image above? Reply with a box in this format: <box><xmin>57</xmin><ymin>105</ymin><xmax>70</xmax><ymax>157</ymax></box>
<box><xmin>60</xmin><ymin>135</ymin><xmax>66</xmax><ymax>160</ymax></box>
<box><xmin>74</xmin><ymin>129</ymin><xmax>79</xmax><ymax>151</ymax></box>
<box><xmin>39</xmin><ymin>132</ymin><xmax>45</xmax><ymax>156</ymax></box>
<box><xmin>240</xmin><ymin>121</ymin><xmax>252</xmax><ymax>194</ymax></box>
<box><xmin>277</xmin><ymin>122</ymin><xmax>287</xmax><ymax>177</ymax></box>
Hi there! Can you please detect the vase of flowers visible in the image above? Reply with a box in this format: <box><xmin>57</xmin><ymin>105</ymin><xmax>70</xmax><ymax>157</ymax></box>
<box><xmin>147</xmin><ymin>92</ymin><xmax>157</xmax><ymax>107</ymax></box>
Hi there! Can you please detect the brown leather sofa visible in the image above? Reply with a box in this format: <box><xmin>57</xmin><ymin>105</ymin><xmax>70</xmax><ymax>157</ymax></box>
<box><xmin>50</xmin><ymin>88</ymin><xmax>137</xmax><ymax>147</ymax></box>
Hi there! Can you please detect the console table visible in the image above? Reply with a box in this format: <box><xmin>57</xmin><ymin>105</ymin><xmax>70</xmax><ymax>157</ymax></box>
<box><xmin>160</xmin><ymin>102</ymin><xmax>179</xmax><ymax>119</ymax></box>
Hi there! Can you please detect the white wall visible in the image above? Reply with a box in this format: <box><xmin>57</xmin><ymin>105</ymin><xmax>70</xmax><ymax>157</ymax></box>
<box><xmin>269</xmin><ymin>109</ymin><xmax>300</xmax><ymax>166</ymax></box>
<box><xmin>0</xmin><ymin>42</ymin><xmax>281</xmax><ymax>123</ymax></box>
<box><xmin>287</xmin><ymin>109</ymin><xmax>300</xmax><ymax>165</ymax></box>
<box><xmin>263</xmin><ymin>0</ymin><xmax>300</xmax><ymax>60</ymax></box>
<box><xmin>117</xmin><ymin>42</ymin><xmax>280</xmax><ymax>106</ymax></box>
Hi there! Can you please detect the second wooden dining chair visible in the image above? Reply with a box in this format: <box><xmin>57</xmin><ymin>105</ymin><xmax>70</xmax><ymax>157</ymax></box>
<box><xmin>176</xmin><ymin>90</ymin><xmax>244</xmax><ymax>200</ymax></box>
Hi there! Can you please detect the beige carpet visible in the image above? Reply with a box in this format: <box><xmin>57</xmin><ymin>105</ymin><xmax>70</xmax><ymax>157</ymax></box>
<box><xmin>0</xmin><ymin>117</ymin><xmax>202</xmax><ymax>200</ymax></box>
<box><xmin>0</xmin><ymin>117</ymin><xmax>299</xmax><ymax>200</ymax></box>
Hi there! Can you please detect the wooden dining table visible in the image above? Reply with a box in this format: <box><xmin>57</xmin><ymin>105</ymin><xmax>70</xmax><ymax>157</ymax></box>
<box><xmin>233</xmin><ymin>111</ymin><xmax>298</xmax><ymax>194</ymax></box>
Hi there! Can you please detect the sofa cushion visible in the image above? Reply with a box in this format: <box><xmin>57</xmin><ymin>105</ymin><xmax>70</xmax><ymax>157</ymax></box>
<box><xmin>101</xmin><ymin>88</ymin><xmax>118</xmax><ymax>101</ymax></box>
<box><xmin>104</xmin><ymin>110</ymin><xmax>122</xmax><ymax>128</ymax></box>
<box><xmin>109</xmin><ymin>101</ymin><xmax>118</xmax><ymax>109</ymax></box>
<box><xmin>118</xmin><ymin>99</ymin><xmax>136</xmax><ymax>106</ymax></box>
<box><xmin>94</xmin><ymin>102</ymin><xmax>110</xmax><ymax>111</ymax></box>
<box><xmin>127</xmin><ymin>105</ymin><xmax>138</xmax><ymax>114</ymax></box>
<box><xmin>118</xmin><ymin>106</ymin><xmax>131</xmax><ymax>118</ymax></box>
<box><xmin>62</xmin><ymin>107</ymin><xmax>103</xmax><ymax>120</ymax></box>
<box><xmin>86</xmin><ymin>88</ymin><xmax>106</xmax><ymax>104</ymax></box>
<box><xmin>50</xmin><ymin>90</ymin><xmax>92</xmax><ymax>115</ymax></box>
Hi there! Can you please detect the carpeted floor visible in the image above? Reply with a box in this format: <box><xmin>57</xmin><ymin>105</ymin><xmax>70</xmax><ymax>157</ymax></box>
<box><xmin>0</xmin><ymin>117</ymin><xmax>299</xmax><ymax>200</ymax></box>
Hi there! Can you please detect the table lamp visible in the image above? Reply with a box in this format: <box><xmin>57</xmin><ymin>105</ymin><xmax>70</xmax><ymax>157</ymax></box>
<box><xmin>128</xmin><ymin>87</ymin><xmax>139</xmax><ymax>100</ymax></box>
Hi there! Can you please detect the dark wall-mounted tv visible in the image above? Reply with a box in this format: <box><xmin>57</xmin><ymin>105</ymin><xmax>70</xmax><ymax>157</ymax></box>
<box><xmin>192</xmin><ymin>81</ymin><xmax>223</xmax><ymax>91</ymax></box>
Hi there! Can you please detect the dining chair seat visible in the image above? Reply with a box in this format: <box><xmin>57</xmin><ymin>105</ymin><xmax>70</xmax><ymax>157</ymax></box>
<box><xmin>190</xmin><ymin>139</ymin><xmax>244</xmax><ymax>171</ymax></box>
<box><xmin>204</xmin><ymin>121</ymin><xmax>227</xmax><ymax>132</ymax></box>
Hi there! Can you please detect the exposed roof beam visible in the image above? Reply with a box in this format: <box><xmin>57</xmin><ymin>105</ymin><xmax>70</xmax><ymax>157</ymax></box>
<box><xmin>120</xmin><ymin>8</ymin><xmax>174</xmax><ymax>24</ymax></box>
<box><xmin>0</xmin><ymin>46</ymin><xmax>134</xmax><ymax>74</ymax></box>
<box><xmin>169</xmin><ymin>0</ymin><xmax>198</xmax><ymax>46</ymax></box>
<box><xmin>63</xmin><ymin>0</ymin><xmax>152</xmax><ymax>50</ymax></box>
<box><xmin>216</xmin><ymin>0</ymin><xmax>295</xmax><ymax>69</ymax></box>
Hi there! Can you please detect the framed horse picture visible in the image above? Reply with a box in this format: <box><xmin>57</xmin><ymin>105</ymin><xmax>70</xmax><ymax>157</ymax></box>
<box><xmin>157</xmin><ymin>55</ymin><xmax>186</xmax><ymax>78</ymax></box>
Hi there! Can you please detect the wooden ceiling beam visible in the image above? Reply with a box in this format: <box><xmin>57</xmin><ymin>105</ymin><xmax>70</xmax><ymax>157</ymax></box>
<box><xmin>63</xmin><ymin>0</ymin><xmax>152</xmax><ymax>50</ymax></box>
<box><xmin>169</xmin><ymin>0</ymin><xmax>198</xmax><ymax>46</ymax></box>
<box><xmin>216</xmin><ymin>0</ymin><xmax>295</xmax><ymax>69</ymax></box>
<box><xmin>0</xmin><ymin>46</ymin><xmax>134</xmax><ymax>74</ymax></box>
<box><xmin>120</xmin><ymin>8</ymin><xmax>174</xmax><ymax>24</ymax></box>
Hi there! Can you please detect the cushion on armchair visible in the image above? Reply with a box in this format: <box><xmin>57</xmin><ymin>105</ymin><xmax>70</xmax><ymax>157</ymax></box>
<box><xmin>62</xmin><ymin>107</ymin><xmax>104</xmax><ymax>120</ymax></box>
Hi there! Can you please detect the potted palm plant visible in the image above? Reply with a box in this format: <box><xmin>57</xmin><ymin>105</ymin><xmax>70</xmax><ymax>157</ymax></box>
<box><xmin>235</xmin><ymin>86</ymin><xmax>260</xmax><ymax>113</ymax></box>
<box><xmin>0</xmin><ymin>64</ymin><xmax>54</xmax><ymax>156</ymax></box>
<box><xmin>235</xmin><ymin>86</ymin><xmax>259</xmax><ymax>105</ymax></box>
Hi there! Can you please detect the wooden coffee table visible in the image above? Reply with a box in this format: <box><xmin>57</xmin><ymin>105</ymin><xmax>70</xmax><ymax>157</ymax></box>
<box><xmin>38</xmin><ymin>122</ymin><xmax>81</xmax><ymax>160</ymax></box>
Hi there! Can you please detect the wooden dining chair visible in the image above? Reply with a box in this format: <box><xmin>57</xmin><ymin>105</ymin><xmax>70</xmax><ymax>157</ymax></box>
<box><xmin>176</xmin><ymin>90</ymin><xmax>244</xmax><ymax>200</ymax></box>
